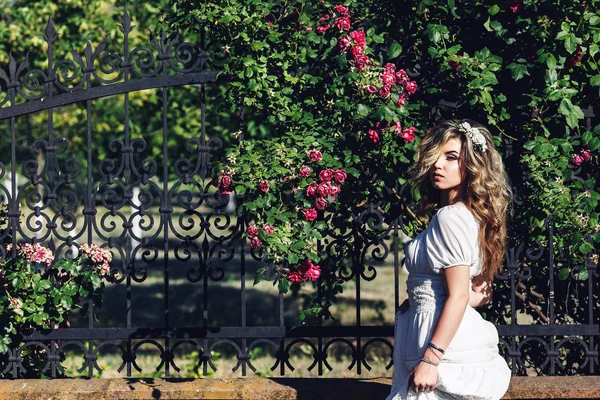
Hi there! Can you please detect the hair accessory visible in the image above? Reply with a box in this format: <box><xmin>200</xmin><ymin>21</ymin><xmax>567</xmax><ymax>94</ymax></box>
<box><xmin>427</xmin><ymin>341</ymin><xmax>446</xmax><ymax>355</ymax></box>
<box><xmin>456</xmin><ymin>121</ymin><xmax>488</xmax><ymax>152</ymax></box>
<box><xmin>420</xmin><ymin>357</ymin><xmax>439</xmax><ymax>367</ymax></box>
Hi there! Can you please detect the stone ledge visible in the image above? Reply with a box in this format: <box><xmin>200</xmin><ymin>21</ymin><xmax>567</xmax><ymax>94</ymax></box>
<box><xmin>0</xmin><ymin>376</ymin><xmax>596</xmax><ymax>399</ymax></box>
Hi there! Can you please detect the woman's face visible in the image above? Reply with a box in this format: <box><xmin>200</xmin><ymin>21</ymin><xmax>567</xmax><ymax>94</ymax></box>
<box><xmin>429</xmin><ymin>137</ymin><xmax>467</xmax><ymax>200</ymax></box>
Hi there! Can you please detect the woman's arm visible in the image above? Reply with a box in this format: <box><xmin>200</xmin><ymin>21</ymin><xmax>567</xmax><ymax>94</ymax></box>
<box><xmin>469</xmin><ymin>275</ymin><xmax>492</xmax><ymax>308</ymax></box>
<box><xmin>410</xmin><ymin>266</ymin><xmax>470</xmax><ymax>393</ymax></box>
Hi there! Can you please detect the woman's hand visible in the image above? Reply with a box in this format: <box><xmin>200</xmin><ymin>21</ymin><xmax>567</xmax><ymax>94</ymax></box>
<box><xmin>411</xmin><ymin>359</ymin><xmax>439</xmax><ymax>393</ymax></box>
<box><xmin>469</xmin><ymin>275</ymin><xmax>492</xmax><ymax>308</ymax></box>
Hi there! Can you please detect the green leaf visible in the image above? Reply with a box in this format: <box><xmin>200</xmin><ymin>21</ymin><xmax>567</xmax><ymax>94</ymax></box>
<box><xmin>447</xmin><ymin>0</ymin><xmax>460</xmax><ymax>19</ymax></box>
<box><xmin>558</xmin><ymin>98</ymin><xmax>585</xmax><ymax>128</ymax></box>
<box><xmin>287</xmin><ymin>253</ymin><xmax>299</xmax><ymax>264</ymax></box>
<box><xmin>558</xmin><ymin>268</ymin><xmax>570</xmax><ymax>280</ymax></box>
<box><xmin>488</xmin><ymin>5</ymin><xmax>500</xmax><ymax>15</ymax></box>
<box><xmin>564</xmin><ymin>34</ymin><xmax>579</xmax><ymax>53</ymax></box>
<box><xmin>356</xmin><ymin>104</ymin><xmax>371</xmax><ymax>117</ymax></box>
<box><xmin>35</xmin><ymin>295</ymin><xmax>46</xmax><ymax>305</ymax></box>
<box><xmin>506</xmin><ymin>63</ymin><xmax>529</xmax><ymax>81</ymax></box>
<box><xmin>277</xmin><ymin>278</ymin><xmax>290</xmax><ymax>294</ymax></box>
<box><xmin>254</xmin><ymin>268</ymin><xmax>265</xmax><ymax>285</ymax></box>
<box><xmin>590</xmin><ymin>44</ymin><xmax>599</xmax><ymax>57</ymax></box>
<box><xmin>387</xmin><ymin>43</ymin><xmax>402</xmax><ymax>59</ymax></box>
<box><xmin>590</xmin><ymin>75</ymin><xmax>600</xmax><ymax>87</ymax></box>
<box><xmin>546</xmin><ymin>54</ymin><xmax>557</xmax><ymax>70</ymax></box>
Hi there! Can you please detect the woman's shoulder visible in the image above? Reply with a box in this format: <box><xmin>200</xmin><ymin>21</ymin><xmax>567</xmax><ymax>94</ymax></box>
<box><xmin>433</xmin><ymin>203</ymin><xmax>479</xmax><ymax>231</ymax></box>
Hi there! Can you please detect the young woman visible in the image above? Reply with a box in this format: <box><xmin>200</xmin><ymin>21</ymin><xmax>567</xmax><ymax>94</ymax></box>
<box><xmin>387</xmin><ymin>119</ymin><xmax>512</xmax><ymax>400</ymax></box>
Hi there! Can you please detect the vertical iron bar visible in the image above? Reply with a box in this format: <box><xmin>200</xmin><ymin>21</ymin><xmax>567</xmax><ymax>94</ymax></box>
<box><xmin>548</xmin><ymin>218</ymin><xmax>555</xmax><ymax>374</ymax></box>
<box><xmin>162</xmin><ymin>65</ymin><xmax>171</xmax><ymax>380</ymax></box>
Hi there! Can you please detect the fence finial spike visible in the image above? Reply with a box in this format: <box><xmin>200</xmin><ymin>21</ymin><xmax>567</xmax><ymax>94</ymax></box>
<box><xmin>44</xmin><ymin>17</ymin><xmax>57</xmax><ymax>43</ymax></box>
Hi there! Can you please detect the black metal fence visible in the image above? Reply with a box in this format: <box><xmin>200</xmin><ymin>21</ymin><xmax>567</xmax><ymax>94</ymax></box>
<box><xmin>0</xmin><ymin>10</ymin><xmax>598</xmax><ymax>378</ymax></box>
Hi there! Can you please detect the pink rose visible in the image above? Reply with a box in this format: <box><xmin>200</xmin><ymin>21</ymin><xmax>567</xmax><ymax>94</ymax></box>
<box><xmin>334</xmin><ymin>5</ymin><xmax>349</xmax><ymax>15</ymax></box>
<box><xmin>351</xmin><ymin>44</ymin><xmax>364</xmax><ymax>58</ymax></box>
<box><xmin>315</xmin><ymin>197</ymin><xmax>328</xmax><ymax>210</ymax></box>
<box><xmin>319</xmin><ymin>14</ymin><xmax>330</xmax><ymax>23</ymax></box>
<box><xmin>317</xmin><ymin>25</ymin><xmax>330</xmax><ymax>33</ymax></box>
<box><xmin>393</xmin><ymin>121</ymin><xmax>402</xmax><ymax>133</ymax></box>
<box><xmin>448</xmin><ymin>55</ymin><xmax>461</xmax><ymax>70</ymax></box>
<box><xmin>379</xmin><ymin>85</ymin><xmax>391</xmax><ymax>97</ymax></box>
<box><xmin>334</xmin><ymin>169</ymin><xmax>346</xmax><ymax>183</ymax></box>
<box><xmin>329</xmin><ymin>184</ymin><xmax>341</xmax><ymax>198</ymax></box>
<box><xmin>395</xmin><ymin>69</ymin><xmax>409</xmax><ymax>85</ymax></box>
<box><xmin>319</xmin><ymin>169</ymin><xmax>334</xmax><ymax>182</ymax></box>
<box><xmin>304</xmin><ymin>208</ymin><xmax>318</xmax><ymax>221</ymax></box>
<box><xmin>306</xmin><ymin>181</ymin><xmax>319</xmax><ymax>197</ymax></box>
<box><xmin>581</xmin><ymin>149</ymin><xmax>592</xmax><ymax>161</ymax></box>
<box><xmin>305</xmin><ymin>265</ymin><xmax>321</xmax><ymax>281</ymax></box>
<box><xmin>299</xmin><ymin>165</ymin><xmax>311</xmax><ymax>177</ymax></box>
<box><xmin>396</xmin><ymin>95</ymin><xmax>406</xmax><ymax>107</ymax></box>
<box><xmin>335</xmin><ymin>16</ymin><xmax>351</xmax><ymax>30</ymax></box>
<box><xmin>405</xmin><ymin>81</ymin><xmax>418</xmax><ymax>95</ymax></box>
<box><xmin>573</xmin><ymin>154</ymin><xmax>584</xmax><ymax>166</ymax></box>
<box><xmin>350</xmin><ymin>30</ymin><xmax>366</xmax><ymax>45</ymax></box>
<box><xmin>247</xmin><ymin>226</ymin><xmax>259</xmax><ymax>238</ymax></box>
<box><xmin>354</xmin><ymin>55</ymin><xmax>369</xmax><ymax>70</ymax></box>
<box><xmin>297</xmin><ymin>259</ymin><xmax>314</xmax><ymax>273</ymax></box>
<box><xmin>317</xmin><ymin>182</ymin><xmax>330</xmax><ymax>197</ymax></box>
<box><xmin>259</xmin><ymin>179</ymin><xmax>270</xmax><ymax>193</ymax></box>
<box><xmin>401</xmin><ymin>127</ymin><xmax>416</xmax><ymax>143</ymax></box>
<box><xmin>307</xmin><ymin>149</ymin><xmax>323</xmax><ymax>162</ymax></box>
<box><xmin>509</xmin><ymin>0</ymin><xmax>523</xmax><ymax>12</ymax></box>
<box><xmin>366</xmin><ymin>85</ymin><xmax>377</xmax><ymax>94</ymax></box>
<box><xmin>250</xmin><ymin>237</ymin><xmax>262</xmax><ymax>249</ymax></box>
<box><xmin>368</xmin><ymin>129</ymin><xmax>380</xmax><ymax>144</ymax></box>
<box><xmin>287</xmin><ymin>271</ymin><xmax>305</xmax><ymax>283</ymax></box>
<box><xmin>338</xmin><ymin>36</ymin><xmax>352</xmax><ymax>51</ymax></box>
<box><xmin>384</xmin><ymin>63</ymin><xmax>396</xmax><ymax>73</ymax></box>
<box><xmin>221</xmin><ymin>174</ymin><xmax>232</xmax><ymax>187</ymax></box>
<box><xmin>381</xmin><ymin>73</ymin><xmax>396</xmax><ymax>86</ymax></box>
<box><xmin>263</xmin><ymin>225</ymin><xmax>275</xmax><ymax>235</ymax></box>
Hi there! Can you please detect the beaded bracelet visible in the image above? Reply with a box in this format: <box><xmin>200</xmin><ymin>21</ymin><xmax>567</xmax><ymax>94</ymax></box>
<box><xmin>420</xmin><ymin>357</ymin><xmax>439</xmax><ymax>367</ymax></box>
<box><xmin>427</xmin><ymin>341</ymin><xmax>445</xmax><ymax>355</ymax></box>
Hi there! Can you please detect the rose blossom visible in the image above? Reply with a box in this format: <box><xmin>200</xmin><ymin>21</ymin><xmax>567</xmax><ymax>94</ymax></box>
<box><xmin>338</xmin><ymin>36</ymin><xmax>352</xmax><ymax>51</ymax></box>
<box><xmin>405</xmin><ymin>81</ymin><xmax>418</xmax><ymax>95</ymax></box>
<box><xmin>317</xmin><ymin>182</ymin><xmax>331</xmax><ymax>197</ymax></box>
<box><xmin>299</xmin><ymin>165</ymin><xmax>311</xmax><ymax>177</ymax></box>
<box><xmin>401</xmin><ymin>127</ymin><xmax>416</xmax><ymax>143</ymax></box>
<box><xmin>351</xmin><ymin>44</ymin><xmax>364</xmax><ymax>58</ymax></box>
<box><xmin>396</xmin><ymin>95</ymin><xmax>406</xmax><ymax>107</ymax></box>
<box><xmin>335</xmin><ymin>16</ymin><xmax>351</xmax><ymax>31</ymax></box>
<box><xmin>287</xmin><ymin>271</ymin><xmax>305</xmax><ymax>283</ymax></box>
<box><xmin>384</xmin><ymin>63</ymin><xmax>396</xmax><ymax>73</ymax></box>
<box><xmin>393</xmin><ymin>121</ymin><xmax>402</xmax><ymax>133</ymax></box>
<box><xmin>350</xmin><ymin>30</ymin><xmax>366</xmax><ymax>45</ymax></box>
<box><xmin>247</xmin><ymin>226</ymin><xmax>259</xmax><ymax>238</ymax></box>
<box><xmin>395</xmin><ymin>69</ymin><xmax>409</xmax><ymax>85</ymax></box>
<box><xmin>329</xmin><ymin>184</ymin><xmax>341</xmax><ymax>198</ymax></box>
<box><xmin>381</xmin><ymin>73</ymin><xmax>396</xmax><ymax>86</ymax></box>
<box><xmin>304</xmin><ymin>265</ymin><xmax>321</xmax><ymax>281</ymax></box>
<box><xmin>581</xmin><ymin>149</ymin><xmax>592</xmax><ymax>161</ymax></box>
<box><xmin>334</xmin><ymin>169</ymin><xmax>347</xmax><ymax>183</ymax></box>
<box><xmin>366</xmin><ymin>85</ymin><xmax>377</xmax><ymax>94</ymax></box>
<box><xmin>317</xmin><ymin>25</ymin><xmax>330</xmax><ymax>33</ymax></box>
<box><xmin>319</xmin><ymin>14</ymin><xmax>330</xmax><ymax>23</ymax></box>
<box><xmin>297</xmin><ymin>259</ymin><xmax>314</xmax><ymax>273</ymax></box>
<box><xmin>315</xmin><ymin>197</ymin><xmax>328</xmax><ymax>210</ymax></box>
<box><xmin>306</xmin><ymin>182</ymin><xmax>319</xmax><ymax>197</ymax></box>
<box><xmin>307</xmin><ymin>149</ymin><xmax>323</xmax><ymax>162</ymax></box>
<box><xmin>354</xmin><ymin>55</ymin><xmax>369</xmax><ymax>70</ymax></box>
<box><xmin>263</xmin><ymin>225</ymin><xmax>275</xmax><ymax>235</ymax></box>
<box><xmin>368</xmin><ymin>129</ymin><xmax>380</xmax><ymax>144</ymax></box>
<box><xmin>510</xmin><ymin>0</ymin><xmax>523</xmax><ymax>12</ymax></box>
<box><xmin>319</xmin><ymin>169</ymin><xmax>334</xmax><ymax>182</ymax></box>
<box><xmin>221</xmin><ymin>174</ymin><xmax>232</xmax><ymax>187</ymax></box>
<box><xmin>250</xmin><ymin>237</ymin><xmax>262</xmax><ymax>249</ymax></box>
<box><xmin>573</xmin><ymin>154</ymin><xmax>584</xmax><ymax>166</ymax></box>
<box><xmin>379</xmin><ymin>85</ymin><xmax>391</xmax><ymax>97</ymax></box>
<box><xmin>259</xmin><ymin>179</ymin><xmax>270</xmax><ymax>193</ymax></box>
<box><xmin>334</xmin><ymin>5</ymin><xmax>349</xmax><ymax>14</ymax></box>
<box><xmin>304</xmin><ymin>208</ymin><xmax>318</xmax><ymax>221</ymax></box>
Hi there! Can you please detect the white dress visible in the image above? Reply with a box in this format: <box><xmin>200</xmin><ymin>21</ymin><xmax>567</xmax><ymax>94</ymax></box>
<box><xmin>387</xmin><ymin>204</ymin><xmax>511</xmax><ymax>400</ymax></box>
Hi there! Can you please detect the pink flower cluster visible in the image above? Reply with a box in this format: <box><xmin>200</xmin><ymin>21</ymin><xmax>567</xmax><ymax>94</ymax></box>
<box><xmin>572</xmin><ymin>149</ymin><xmax>592</xmax><ymax>166</ymax></box>
<box><xmin>301</xmin><ymin>150</ymin><xmax>346</xmax><ymax>221</ymax></box>
<box><xmin>316</xmin><ymin>5</ymin><xmax>351</xmax><ymax>33</ymax></box>
<box><xmin>367</xmin><ymin>120</ymin><xmax>416</xmax><ymax>145</ymax></box>
<box><xmin>79</xmin><ymin>244</ymin><xmax>112</xmax><ymax>276</ymax></box>
<box><xmin>7</xmin><ymin>243</ymin><xmax>54</xmax><ymax>266</ymax></box>
<box><xmin>287</xmin><ymin>259</ymin><xmax>321</xmax><ymax>283</ymax></box>
<box><xmin>214</xmin><ymin>173</ymin><xmax>234</xmax><ymax>195</ymax></box>
<box><xmin>246</xmin><ymin>224</ymin><xmax>275</xmax><ymax>249</ymax></box>
<box><xmin>371</xmin><ymin>64</ymin><xmax>418</xmax><ymax>106</ymax></box>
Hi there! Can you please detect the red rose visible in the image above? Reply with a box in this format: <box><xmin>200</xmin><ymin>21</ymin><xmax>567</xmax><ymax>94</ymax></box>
<box><xmin>379</xmin><ymin>85</ymin><xmax>391</xmax><ymax>97</ymax></box>
<box><xmin>335</xmin><ymin>16</ymin><xmax>351</xmax><ymax>31</ymax></box>
<box><xmin>396</xmin><ymin>95</ymin><xmax>406</xmax><ymax>107</ymax></box>
<box><xmin>299</xmin><ymin>165</ymin><xmax>311</xmax><ymax>177</ymax></box>
<box><xmin>395</xmin><ymin>69</ymin><xmax>409</xmax><ymax>85</ymax></box>
<box><xmin>401</xmin><ymin>127</ymin><xmax>416</xmax><ymax>143</ymax></box>
<box><xmin>405</xmin><ymin>81</ymin><xmax>418</xmax><ymax>95</ymax></box>
<box><xmin>315</xmin><ymin>197</ymin><xmax>328</xmax><ymax>210</ymax></box>
<box><xmin>317</xmin><ymin>182</ymin><xmax>330</xmax><ymax>197</ymax></box>
<box><xmin>393</xmin><ymin>121</ymin><xmax>402</xmax><ymax>133</ymax></box>
<box><xmin>249</xmin><ymin>237</ymin><xmax>262</xmax><ymax>249</ymax></box>
<box><xmin>366</xmin><ymin>85</ymin><xmax>377</xmax><ymax>94</ymax></box>
<box><xmin>581</xmin><ymin>149</ymin><xmax>592</xmax><ymax>161</ymax></box>
<box><xmin>338</xmin><ymin>36</ymin><xmax>352</xmax><ymax>51</ymax></box>
<box><xmin>221</xmin><ymin>174</ymin><xmax>232</xmax><ymax>187</ymax></box>
<box><xmin>381</xmin><ymin>73</ymin><xmax>396</xmax><ymax>86</ymax></box>
<box><xmin>351</xmin><ymin>44</ymin><xmax>364</xmax><ymax>58</ymax></box>
<box><xmin>354</xmin><ymin>55</ymin><xmax>369</xmax><ymax>70</ymax></box>
<box><xmin>334</xmin><ymin>169</ymin><xmax>346</xmax><ymax>183</ymax></box>
<box><xmin>448</xmin><ymin>55</ymin><xmax>461</xmax><ymax>70</ymax></box>
<box><xmin>262</xmin><ymin>225</ymin><xmax>275</xmax><ymax>235</ymax></box>
<box><xmin>306</xmin><ymin>181</ymin><xmax>319</xmax><ymax>197</ymax></box>
<box><xmin>297</xmin><ymin>259</ymin><xmax>314</xmax><ymax>273</ymax></box>
<box><xmin>305</xmin><ymin>265</ymin><xmax>321</xmax><ymax>281</ymax></box>
<box><xmin>304</xmin><ymin>208</ymin><xmax>318</xmax><ymax>221</ymax></box>
<box><xmin>307</xmin><ymin>149</ymin><xmax>323</xmax><ymax>162</ymax></box>
<box><xmin>319</xmin><ymin>168</ymin><xmax>334</xmax><ymax>182</ymax></box>
<box><xmin>317</xmin><ymin>25</ymin><xmax>330</xmax><ymax>33</ymax></box>
<box><xmin>287</xmin><ymin>271</ymin><xmax>305</xmax><ymax>283</ymax></box>
<box><xmin>384</xmin><ymin>63</ymin><xmax>396</xmax><ymax>74</ymax></box>
<box><xmin>319</xmin><ymin>14</ymin><xmax>330</xmax><ymax>23</ymax></box>
<box><xmin>247</xmin><ymin>226</ymin><xmax>259</xmax><ymax>238</ymax></box>
<box><xmin>259</xmin><ymin>179</ymin><xmax>270</xmax><ymax>193</ymax></box>
<box><xmin>573</xmin><ymin>154</ymin><xmax>584</xmax><ymax>166</ymax></box>
<box><xmin>334</xmin><ymin>5</ymin><xmax>349</xmax><ymax>15</ymax></box>
<box><xmin>350</xmin><ymin>30</ymin><xmax>366</xmax><ymax>45</ymax></box>
<box><xmin>509</xmin><ymin>0</ymin><xmax>523</xmax><ymax>12</ymax></box>
<box><xmin>368</xmin><ymin>129</ymin><xmax>380</xmax><ymax>144</ymax></box>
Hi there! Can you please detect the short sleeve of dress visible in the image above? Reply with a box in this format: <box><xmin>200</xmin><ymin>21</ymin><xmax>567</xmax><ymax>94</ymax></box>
<box><xmin>426</xmin><ymin>206</ymin><xmax>479</xmax><ymax>270</ymax></box>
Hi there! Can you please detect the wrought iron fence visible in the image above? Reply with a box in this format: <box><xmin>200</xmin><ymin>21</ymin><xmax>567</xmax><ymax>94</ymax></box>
<box><xmin>0</xmin><ymin>9</ymin><xmax>598</xmax><ymax>378</ymax></box>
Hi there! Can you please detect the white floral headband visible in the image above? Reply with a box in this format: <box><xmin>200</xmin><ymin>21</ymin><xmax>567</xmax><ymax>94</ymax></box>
<box><xmin>456</xmin><ymin>121</ymin><xmax>488</xmax><ymax>152</ymax></box>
